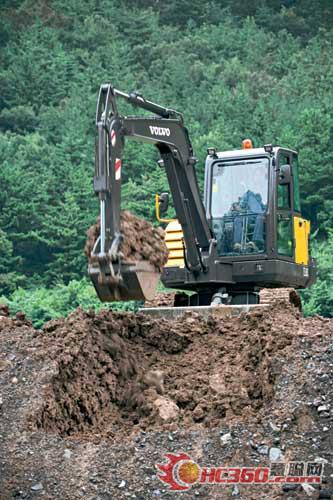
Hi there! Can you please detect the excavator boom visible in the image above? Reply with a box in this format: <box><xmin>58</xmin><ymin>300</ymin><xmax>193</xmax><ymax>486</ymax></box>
<box><xmin>90</xmin><ymin>84</ymin><xmax>214</xmax><ymax>301</ymax></box>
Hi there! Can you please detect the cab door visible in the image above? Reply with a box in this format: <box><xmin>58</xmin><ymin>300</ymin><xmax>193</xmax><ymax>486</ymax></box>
<box><xmin>276</xmin><ymin>151</ymin><xmax>294</xmax><ymax>259</ymax></box>
<box><xmin>276</xmin><ymin>151</ymin><xmax>310</xmax><ymax>265</ymax></box>
<box><xmin>292</xmin><ymin>155</ymin><xmax>310</xmax><ymax>265</ymax></box>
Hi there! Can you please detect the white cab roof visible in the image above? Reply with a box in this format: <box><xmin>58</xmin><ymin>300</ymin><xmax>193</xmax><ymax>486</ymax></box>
<box><xmin>213</xmin><ymin>146</ymin><xmax>296</xmax><ymax>159</ymax></box>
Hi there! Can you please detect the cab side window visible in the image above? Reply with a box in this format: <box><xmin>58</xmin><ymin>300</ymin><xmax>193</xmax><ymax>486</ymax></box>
<box><xmin>277</xmin><ymin>154</ymin><xmax>291</xmax><ymax>210</ymax></box>
<box><xmin>277</xmin><ymin>153</ymin><xmax>293</xmax><ymax>257</ymax></box>
<box><xmin>277</xmin><ymin>216</ymin><xmax>293</xmax><ymax>257</ymax></box>
<box><xmin>293</xmin><ymin>156</ymin><xmax>301</xmax><ymax>212</ymax></box>
<box><xmin>278</xmin><ymin>184</ymin><xmax>290</xmax><ymax>209</ymax></box>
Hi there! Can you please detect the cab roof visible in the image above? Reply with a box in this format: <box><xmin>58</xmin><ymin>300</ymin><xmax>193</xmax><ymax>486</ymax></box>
<box><xmin>211</xmin><ymin>146</ymin><xmax>297</xmax><ymax>160</ymax></box>
<box><xmin>216</xmin><ymin>147</ymin><xmax>271</xmax><ymax>158</ymax></box>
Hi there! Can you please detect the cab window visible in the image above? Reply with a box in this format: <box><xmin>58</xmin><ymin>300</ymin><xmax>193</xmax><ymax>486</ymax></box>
<box><xmin>277</xmin><ymin>153</ymin><xmax>293</xmax><ymax>258</ymax></box>
<box><xmin>278</xmin><ymin>184</ymin><xmax>290</xmax><ymax>209</ymax></box>
<box><xmin>211</xmin><ymin>158</ymin><xmax>268</xmax><ymax>256</ymax></box>
<box><xmin>293</xmin><ymin>156</ymin><xmax>301</xmax><ymax>212</ymax></box>
<box><xmin>277</xmin><ymin>215</ymin><xmax>293</xmax><ymax>257</ymax></box>
<box><xmin>277</xmin><ymin>154</ymin><xmax>291</xmax><ymax>210</ymax></box>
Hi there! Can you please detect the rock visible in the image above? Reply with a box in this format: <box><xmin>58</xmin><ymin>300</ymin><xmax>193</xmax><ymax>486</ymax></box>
<box><xmin>209</xmin><ymin>373</ymin><xmax>227</xmax><ymax>394</ymax></box>
<box><xmin>176</xmin><ymin>389</ymin><xmax>193</xmax><ymax>405</ymax></box>
<box><xmin>143</xmin><ymin>370</ymin><xmax>164</xmax><ymax>394</ymax></box>
<box><xmin>220</xmin><ymin>432</ymin><xmax>232</xmax><ymax>446</ymax></box>
<box><xmin>119</xmin><ymin>480</ymin><xmax>126</xmax><ymax>488</ymax></box>
<box><xmin>11</xmin><ymin>377</ymin><xmax>18</xmax><ymax>384</ymax></box>
<box><xmin>0</xmin><ymin>304</ymin><xmax>9</xmax><ymax>317</ymax></box>
<box><xmin>63</xmin><ymin>449</ymin><xmax>72</xmax><ymax>459</ymax></box>
<box><xmin>31</xmin><ymin>483</ymin><xmax>43</xmax><ymax>491</ymax></box>
<box><xmin>152</xmin><ymin>490</ymin><xmax>161</xmax><ymax>497</ymax></box>
<box><xmin>231</xmin><ymin>485</ymin><xmax>240</xmax><ymax>496</ymax></box>
<box><xmin>282</xmin><ymin>484</ymin><xmax>299</xmax><ymax>492</ymax></box>
<box><xmin>269</xmin><ymin>447</ymin><xmax>283</xmax><ymax>461</ymax></box>
<box><xmin>269</xmin><ymin>422</ymin><xmax>281</xmax><ymax>432</ymax></box>
<box><xmin>192</xmin><ymin>404</ymin><xmax>205</xmax><ymax>422</ymax></box>
<box><xmin>257</xmin><ymin>445</ymin><xmax>269</xmax><ymax>455</ymax></box>
<box><xmin>0</xmin><ymin>360</ymin><xmax>11</xmax><ymax>371</ymax></box>
<box><xmin>153</xmin><ymin>397</ymin><xmax>179</xmax><ymax>422</ymax></box>
<box><xmin>318</xmin><ymin>405</ymin><xmax>329</xmax><ymax>413</ymax></box>
<box><xmin>301</xmin><ymin>483</ymin><xmax>316</xmax><ymax>496</ymax></box>
<box><xmin>15</xmin><ymin>311</ymin><xmax>26</xmax><ymax>321</ymax></box>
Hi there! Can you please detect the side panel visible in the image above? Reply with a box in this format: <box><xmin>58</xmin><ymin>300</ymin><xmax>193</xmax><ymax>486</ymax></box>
<box><xmin>294</xmin><ymin>216</ymin><xmax>310</xmax><ymax>265</ymax></box>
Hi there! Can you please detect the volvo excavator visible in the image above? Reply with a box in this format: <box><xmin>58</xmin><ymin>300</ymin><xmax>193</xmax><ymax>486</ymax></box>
<box><xmin>89</xmin><ymin>83</ymin><xmax>316</xmax><ymax>314</ymax></box>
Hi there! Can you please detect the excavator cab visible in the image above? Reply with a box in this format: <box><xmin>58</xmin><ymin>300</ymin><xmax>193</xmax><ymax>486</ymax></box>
<box><xmin>204</xmin><ymin>144</ymin><xmax>311</xmax><ymax>268</ymax></box>
<box><xmin>161</xmin><ymin>142</ymin><xmax>316</xmax><ymax>304</ymax></box>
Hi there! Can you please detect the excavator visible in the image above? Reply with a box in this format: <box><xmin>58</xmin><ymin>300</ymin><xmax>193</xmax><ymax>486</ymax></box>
<box><xmin>88</xmin><ymin>83</ymin><xmax>316</xmax><ymax>314</ymax></box>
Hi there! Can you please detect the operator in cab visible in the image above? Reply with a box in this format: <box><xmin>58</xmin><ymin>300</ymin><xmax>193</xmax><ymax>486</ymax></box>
<box><xmin>211</xmin><ymin>157</ymin><xmax>268</xmax><ymax>256</ymax></box>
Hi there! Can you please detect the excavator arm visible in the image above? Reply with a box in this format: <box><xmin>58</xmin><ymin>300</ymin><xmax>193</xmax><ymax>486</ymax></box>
<box><xmin>90</xmin><ymin>83</ymin><xmax>214</xmax><ymax>301</ymax></box>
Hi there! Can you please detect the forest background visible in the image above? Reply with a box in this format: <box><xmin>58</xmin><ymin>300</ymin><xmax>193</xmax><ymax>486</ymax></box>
<box><xmin>0</xmin><ymin>0</ymin><xmax>332</xmax><ymax>326</ymax></box>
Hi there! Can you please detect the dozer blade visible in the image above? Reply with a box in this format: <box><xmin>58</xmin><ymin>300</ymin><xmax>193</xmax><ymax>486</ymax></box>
<box><xmin>140</xmin><ymin>304</ymin><xmax>269</xmax><ymax>320</ymax></box>
<box><xmin>88</xmin><ymin>260</ymin><xmax>161</xmax><ymax>302</ymax></box>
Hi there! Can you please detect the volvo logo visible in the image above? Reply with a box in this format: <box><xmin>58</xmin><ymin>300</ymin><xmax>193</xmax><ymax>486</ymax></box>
<box><xmin>149</xmin><ymin>126</ymin><xmax>171</xmax><ymax>137</ymax></box>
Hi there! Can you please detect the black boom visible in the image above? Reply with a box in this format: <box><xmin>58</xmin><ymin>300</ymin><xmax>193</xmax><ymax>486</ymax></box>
<box><xmin>93</xmin><ymin>83</ymin><xmax>214</xmax><ymax>276</ymax></box>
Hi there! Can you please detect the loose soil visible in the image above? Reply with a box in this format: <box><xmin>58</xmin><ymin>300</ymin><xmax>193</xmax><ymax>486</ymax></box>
<box><xmin>0</xmin><ymin>301</ymin><xmax>332</xmax><ymax>499</ymax></box>
<box><xmin>85</xmin><ymin>211</ymin><xmax>169</xmax><ymax>272</ymax></box>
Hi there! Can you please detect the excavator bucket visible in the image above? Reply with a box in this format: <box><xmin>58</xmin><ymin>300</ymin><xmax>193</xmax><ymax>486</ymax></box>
<box><xmin>88</xmin><ymin>260</ymin><xmax>161</xmax><ymax>302</ymax></box>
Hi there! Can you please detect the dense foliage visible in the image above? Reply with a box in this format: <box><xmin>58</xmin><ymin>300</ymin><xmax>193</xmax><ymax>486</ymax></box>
<box><xmin>1</xmin><ymin>279</ymin><xmax>140</xmax><ymax>328</ymax></box>
<box><xmin>0</xmin><ymin>0</ymin><xmax>332</xmax><ymax>320</ymax></box>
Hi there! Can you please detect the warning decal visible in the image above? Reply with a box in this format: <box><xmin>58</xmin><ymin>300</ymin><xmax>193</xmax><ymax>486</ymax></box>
<box><xmin>115</xmin><ymin>158</ymin><xmax>121</xmax><ymax>180</ymax></box>
<box><xmin>111</xmin><ymin>129</ymin><xmax>116</xmax><ymax>147</ymax></box>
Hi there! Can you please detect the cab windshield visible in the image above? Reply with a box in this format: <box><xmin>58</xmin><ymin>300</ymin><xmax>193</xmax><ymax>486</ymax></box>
<box><xmin>211</xmin><ymin>158</ymin><xmax>269</xmax><ymax>256</ymax></box>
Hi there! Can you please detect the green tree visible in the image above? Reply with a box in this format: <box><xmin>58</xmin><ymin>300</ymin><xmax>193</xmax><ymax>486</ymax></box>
<box><xmin>0</xmin><ymin>229</ymin><xmax>24</xmax><ymax>294</ymax></box>
<box><xmin>0</xmin><ymin>0</ymin><xmax>332</xmax><ymax>317</ymax></box>
<box><xmin>302</xmin><ymin>232</ymin><xmax>333</xmax><ymax>317</ymax></box>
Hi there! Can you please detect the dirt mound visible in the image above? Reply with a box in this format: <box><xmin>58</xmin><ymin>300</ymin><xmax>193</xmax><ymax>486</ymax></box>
<box><xmin>144</xmin><ymin>291</ymin><xmax>176</xmax><ymax>307</ymax></box>
<box><xmin>29</xmin><ymin>302</ymin><xmax>300</xmax><ymax>439</ymax></box>
<box><xmin>85</xmin><ymin>210</ymin><xmax>169</xmax><ymax>272</ymax></box>
<box><xmin>0</xmin><ymin>303</ymin><xmax>9</xmax><ymax>316</ymax></box>
<box><xmin>260</xmin><ymin>288</ymin><xmax>302</xmax><ymax>310</ymax></box>
<box><xmin>1</xmin><ymin>301</ymin><xmax>333</xmax><ymax>499</ymax></box>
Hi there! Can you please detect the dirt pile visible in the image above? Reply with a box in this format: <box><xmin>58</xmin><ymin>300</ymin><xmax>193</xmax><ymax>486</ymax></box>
<box><xmin>1</xmin><ymin>302</ymin><xmax>332</xmax><ymax>499</ymax></box>
<box><xmin>260</xmin><ymin>288</ymin><xmax>302</xmax><ymax>310</ymax></box>
<box><xmin>85</xmin><ymin>210</ymin><xmax>169</xmax><ymax>271</ymax></box>
<box><xmin>144</xmin><ymin>291</ymin><xmax>176</xmax><ymax>308</ymax></box>
<box><xmin>28</xmin><ymin>302</ymin><xmax>300</xmax><ymax>439</ymax></box>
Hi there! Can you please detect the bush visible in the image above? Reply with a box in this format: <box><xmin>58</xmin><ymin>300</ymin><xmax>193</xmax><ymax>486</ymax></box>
<box><xmin>301</xmin><ymin>232</ymin><xmax>333</xmax><ymax>317</ymax></box>
<box><xmin>0</xmin><ymin>279</ymin><xmax>141</xmax><ymax>328</ymax></box>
